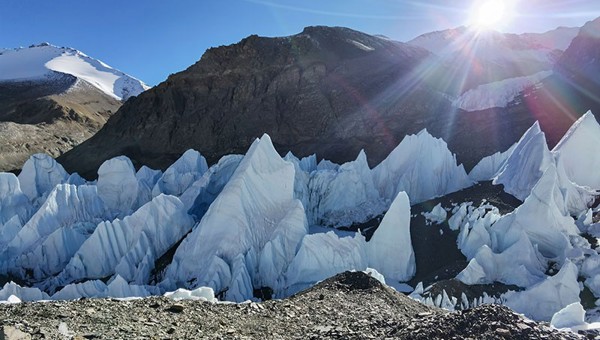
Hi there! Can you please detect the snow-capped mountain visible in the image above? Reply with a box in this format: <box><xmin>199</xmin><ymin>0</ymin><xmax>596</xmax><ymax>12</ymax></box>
<box><xmin>0</xmin><ymin>43</ymin><xmax>150</xmax><ymax>172</ymax></box>
<box><xmin>0</xmin><ymin>43</ymin><xmax>148</xmax><ymax>100</ymax></box>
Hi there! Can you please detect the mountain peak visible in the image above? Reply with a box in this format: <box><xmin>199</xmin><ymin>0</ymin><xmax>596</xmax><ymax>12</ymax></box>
<box><xmin>0</xmin><ymin>43</ymin><xmax>148</xmax><ymax>101</ymax></box>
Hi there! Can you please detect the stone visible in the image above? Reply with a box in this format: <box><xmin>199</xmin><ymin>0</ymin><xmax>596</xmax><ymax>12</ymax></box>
<box><xmin>167</xmin><ymin>304</ymin><xmax>185</xmax><ymax>313</ymax></box>
<box><xmin>0</xmin><ymin>326</ymin><xmax>31</xmax><ymax>340</ymax></box>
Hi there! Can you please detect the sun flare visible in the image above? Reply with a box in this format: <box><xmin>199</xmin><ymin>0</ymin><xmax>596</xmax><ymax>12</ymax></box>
<box><xmin>471</xmin><ymin>0</ymin><xmax>508</xmax><ymax>30</ymax></box>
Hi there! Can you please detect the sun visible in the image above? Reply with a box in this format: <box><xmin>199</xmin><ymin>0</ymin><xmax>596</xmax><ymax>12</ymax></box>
<box><xmin>470</xmin><ymin>0</ymin><xmax>508</xmax><ymax>30</ymax></box>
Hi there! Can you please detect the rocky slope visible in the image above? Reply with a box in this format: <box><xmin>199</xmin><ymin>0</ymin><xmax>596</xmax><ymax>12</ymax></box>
<box><xmin>0</xmin><ymin>44</ymin><xmax>148</xmax><ymax>171</ymax></box>
<box><xmin>0</xmin><ymin>272</ymin><xmax>584</xmax><ymax>339</ymax></box>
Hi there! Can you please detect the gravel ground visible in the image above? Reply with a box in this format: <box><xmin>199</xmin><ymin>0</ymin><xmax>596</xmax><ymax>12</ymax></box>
<box><xmin>0</xmin><ymin>272</ymin><xmax>587</xmax><ymax>339</ymax></box>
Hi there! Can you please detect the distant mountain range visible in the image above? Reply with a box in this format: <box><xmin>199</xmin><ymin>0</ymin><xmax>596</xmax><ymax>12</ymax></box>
<box><xmin>0</xmin><ymin>43</ymin><xmax>148</xmax><ymax>171</ymax></box>
<box><xmin>1</xmin><ymin>19</ymin><xmax>599</xmax><ymax>178</ymax></box>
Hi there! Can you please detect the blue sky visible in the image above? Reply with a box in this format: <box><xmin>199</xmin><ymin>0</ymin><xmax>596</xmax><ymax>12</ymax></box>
<box><xmin>1</xmin><ymin>0</ymin><xmax>598</xmax><ymax>85</ymax></box>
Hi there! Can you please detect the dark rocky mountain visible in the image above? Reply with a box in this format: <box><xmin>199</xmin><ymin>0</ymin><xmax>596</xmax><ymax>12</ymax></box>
<box><xmin>60</xmin><ymin>26</ymin><xmax>452</xmax><ymax>177</ymax></box>
<box><xmin>59</xmin><ymin>24</ymin><xmax>599</xmax><ymax>179</ymax></box>
<box><xmin>0</xmin><ymin>44</ymin><xmax>147</xmax><ymax>172</ymax></box>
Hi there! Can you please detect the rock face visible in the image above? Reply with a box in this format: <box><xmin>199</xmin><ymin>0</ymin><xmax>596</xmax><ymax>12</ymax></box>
<box><xmin>0</xmin><ymin>44</ymin><xmax>148</xmax><ymax>172</ymax></box>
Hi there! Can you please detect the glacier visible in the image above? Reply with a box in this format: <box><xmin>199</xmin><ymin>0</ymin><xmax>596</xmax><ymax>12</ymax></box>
<box><xmin>468</xmin><ymin>143</ymin><xmax>516</xmax><ymax>182</ymax></box>
<box><xmin>97</xmin><ymin>156</ymin><xmax>140</xmax><ymax>213</ymax></box>
<box><xmin>453</xmin><ymin>71</ymin><xmax>552</xmax><ymax>111</ymax></box>
<box><xmin>286</xmin><ymin>191</ymin><xmax>415</xmax><ymax>295</ymax></box>
<box><xmin>181</xmin><ymin>154</ymin><xmax>243</xmax><ymax>219</ymax></box>
<box><xmin>1</xmin><ymin>112</ymin><xmax>600</xmax><ymax>328</ymax></box>
<box><xmin>456</xmin><ymin>163</ymin><xmax>579</xmax><ymax>290</ymax></box>
<box><xmin>366</xmin><ymin>192</ymin><xmax>415</xmax><ymax>282</ymax></box>
<box><xmin>0</xmin><ymin>173</ymin><xmax>32</xmax><ymax>226</ymax></box>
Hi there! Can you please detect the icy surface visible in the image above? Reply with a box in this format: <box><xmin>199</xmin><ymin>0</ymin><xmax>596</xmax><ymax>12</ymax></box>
<box><xmin>287</xmin><ymin>192</ymin><xmax>415</xmax><ymax>294</ymax></box>
<box><xmin>1</xmin><ymin>114</ymin><xmax>600</xmax><ymax>322</ymax></box>
<box><xmin>53</xmin><ymin>195</ymin><xmax>194</xmax><ymax>289</ymax></box>
<box><xmin>372</xmin><ymin>129</ymin><xmax>472</xmax><ymax>204</ymax></box>
<box><xmin>18</xmin><ymin>154</ymin><xmax>69</xmax><ymax>203</ymax></box>
<box><xmin>152</xmin><ymin>150</ymin><xmax>208</xmax><ymax>197</ymax></box>
<box><xmin>454</xmin><ymin>71</ymin><xmax>551</xmax><ymax>111</ymax></box>
<box><xmin>135</xmin><ymin>166</ymin><xmax>162</xmax><ymax>206</ymax></box>
<box><xmin>493</xmin><ymin>122</ymin><xmax>553</xmax><ymax>201</ymax></box>
<box><xmin>423</xmin><ymin>203</ymin><xmax>447</xmax><ymax>225</ymax></box>
<box><xmin>164</xmin><ymin>286</ymin><xmax>217</xmax><ymax>302</ymax></box>
<box><xmin>468</xmin><ymin>144</ymin><xmax>516</xmax><ymax>182</ymax></box>
<box><xmin>552</xmin><ymin>111</ymin><xmax>600</xmax><ymax>189</ymax></box>
<box><xmin>285</xmin><ymin>231</ymin><xmax>367</xmax><ymax>296</ymax></box>
<box><xmin>455</xmin><ymin>202</ymin><xmax>500</xmax><ymax>259</ymax></box>
<box><xmin>551</xmin><ymin>302</ymin><xmax>587</xmax><ymax>329</ymax></box>
<box><xmin>366</xmin><ymin>192</ymin><xmax>415</xmax><ymax>282</ymax></box>
<box><xmin>305</xmin><ymin>150</ymin><xmax>385</xmax><ymax>227</ymax></box>
<box><xmin>165</xmin><ymin>134</ymin><xmax>307</xmax><ymax>302</ymax></box>
<box><xmin>181</xmin><ymin>154</ymin><xmax>242</xmax><ymax>219</ymax></box>
<box><xmin>0</xmin><ymin>173</ymin><xmax>31</xmax><ymax>225</ymax></box>
<box><xmin>52</xmin><ymin>275</ymin><xmax>150</xmax><ymax>300</ymax></box>
<box><xmin>505</xmin><ymin>261</ymin><xmax>580</xmax><ymax>321</ymax></box>
<box><xmin>492</xmin><ymin>118</ymin><xmax>597</xmax><ymax>214</ymax></box>
<box><xmin>491</xmin><ymin>165</ymin><xmax>578</xmax><ymax>259</ymax></box>
<box><xmin>2</xmin><ymin>184</ymin><xmax>111</xmax><ymax>280</ymax></box>
<box><xmin>457</xmin><ymin>236</ymin><xmax>546</xmax><ymax>287</ymax></box>
<box><xmin>0</xmin><ymin>44</ymin><xmax>148</xmax><ymax>100</ymax></box>
<box><xmin>582</xmin><ymin>254</ymin><xmax>600</xmax><ymax>297</ymax></box>
<box><xmin>0</xmin><ymin>282</ymin><xmax>49</xmax><ymax>302</ymax></box>
<box><xmin>97</xmin><ymin>156</ymin><xmax>140</xmax><ymax>213</ymax></box>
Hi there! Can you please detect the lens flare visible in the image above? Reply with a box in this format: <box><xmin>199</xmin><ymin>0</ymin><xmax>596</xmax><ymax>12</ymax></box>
<box><xmin>471</xmin><ymin>1</ymin><xmax>508</xmax><ymax>30</ymax></box>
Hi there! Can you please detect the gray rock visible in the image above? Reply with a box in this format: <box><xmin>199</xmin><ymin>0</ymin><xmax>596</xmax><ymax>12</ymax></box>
<box><xmin>0</xmin><ymin>326</ymin><xmax>31</xmax><ymax>340</ymax></box>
